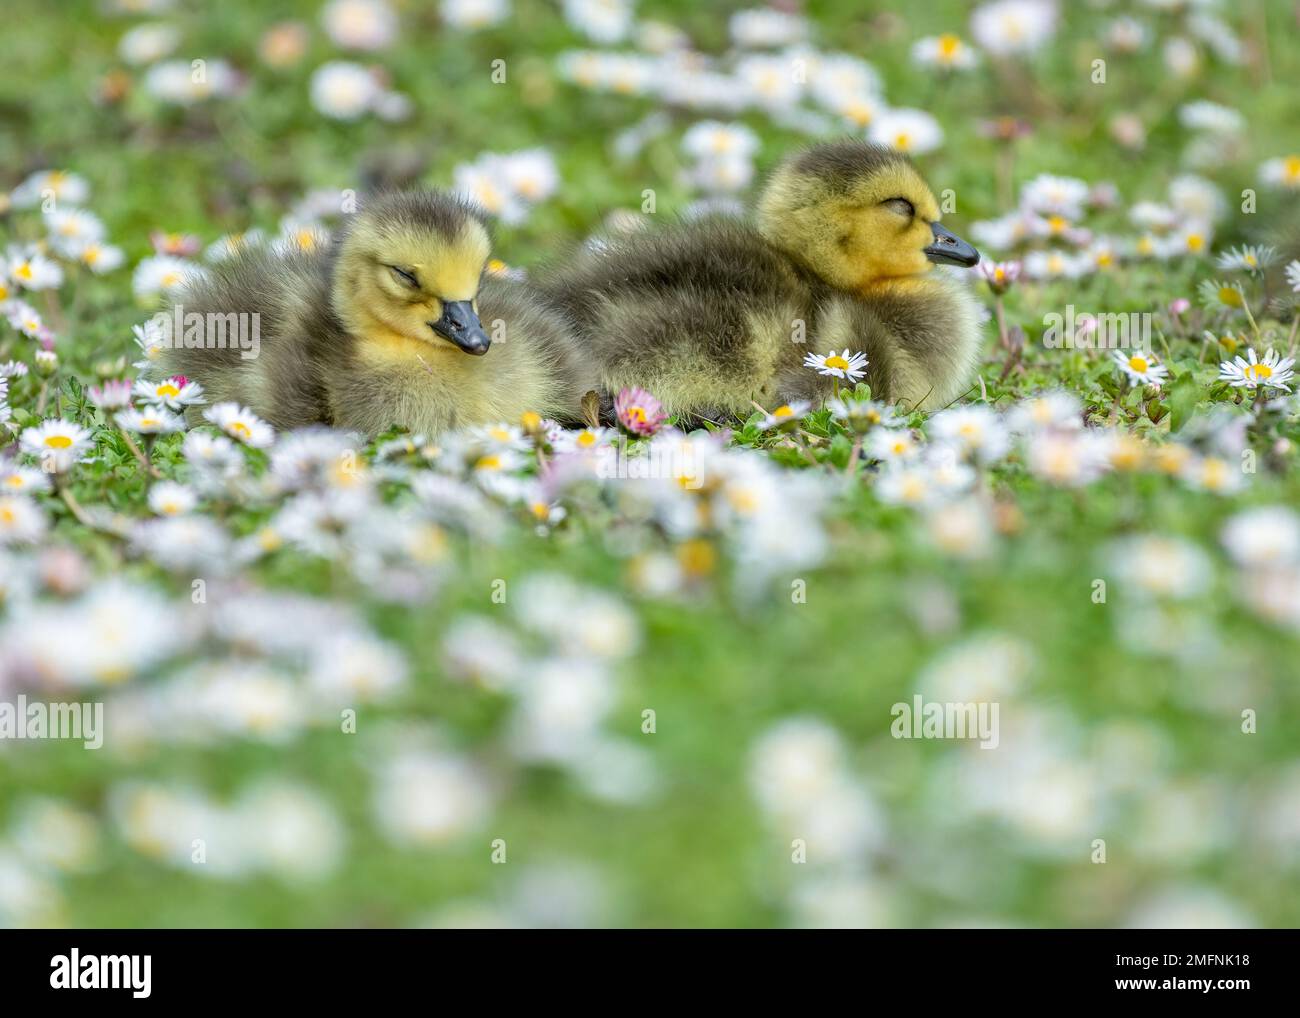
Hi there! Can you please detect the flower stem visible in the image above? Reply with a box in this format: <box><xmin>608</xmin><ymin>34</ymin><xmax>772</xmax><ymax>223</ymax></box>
<box><xmin>119</xmin><ymin>428</ymin><xmax>162</xmax><ymax>478</ymax></box>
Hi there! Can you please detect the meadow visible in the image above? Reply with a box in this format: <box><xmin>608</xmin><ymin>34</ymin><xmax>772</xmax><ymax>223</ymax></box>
<box><xmin>0</xmin><ymin>0</ymin><xmax>1298</xmax><ymax>928</ymax></box>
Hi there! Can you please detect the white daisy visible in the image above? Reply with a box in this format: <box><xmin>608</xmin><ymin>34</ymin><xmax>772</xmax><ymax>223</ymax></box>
<box><xmin>20</xmin><ymin>419</ymin><xmax>93</xmax><ymax>473</ymax></box>
<box><xmin>118</xmin><ymin>22</ymin><xmax>180</xmax><ymax>65</ymax></box>
<box><xmin>44</xmin><ymin>208</ymin><xmax>106</xmax><ymax>256</ymax></box>
<box><xmin>757</xmin><ymin>401</ymin><xmax>811</xmax><ymax>432</ymax></box>
<box><xmin>0</xmin><ymin>495</ymin><xmax>47</xmax><ymax>545</ymax></box>
<box><xmin>803</xmin><ymin>348</ymin><xmax>868</xmax><ymax>382</ymax></box>
<box><xmin>929</xmin><ymin>405</ymin><xmax>1011</xmax><ymax>463</ymax></box>
<box><xmin>681</xmin><ymin>121</ymin><xmax>760</xmax><ymax>162</ymax></box>
<box><xmin>1218</xmin><ymin>348</ymin><xmax>1296</xmax><ymax>392</ymax></box>
<box><xmin>148</xmin><ymin>481</ymin><xmax>198</xmax><ymax>516</ymax></box>
<box><xmin>867</xmin><ymin>427</ymin><xmax>918</xmax><ymax>463</ymax></box>
<box><xmin>322</xmin><ymin>0</ymin><xmax>398</xmax><ymax>51</ymax></box>
<box><xmin>309</xmin><ymin>61</ymin><xmax>380</xmax><ymax>120</ymax></box>
<box><xmin>1112</xmin><ymin>348</ymin><xmax>1169</xmax><ymax>387</ymax></box>
<box><xmin>117</xmin><ymin>407</ymin><xmax>186</xmax><ymax>434</ymax></box>
<box><xmin>912</xmin><ymin>34</ymin><xmax>979</xmax><ymax>71</ymax></box>
<box><xmin>0</xmin><ymin>465</ymin><xmax>52</xmax><ymax>495</ymax></box>
<box><xmin>553</xmin><ymin>426</ymin><xmax>610</xmax><ymax>455</ymax></box>
<box><xmin>9</xmin><ymin>170</ymin><xmax>90</xmax><ymax>209</ymax></box>
<box><xmin>132</xmin><ymin>255</ymin><xmax>200</xmax><ymax>301</ymax></box>
<box><xmin>4</xmin><ymin>245</ymin><xmax>64</xmax><ymax>290</ymax></box>
<box><xmin>868</xmin><ymin>108</ymin><xmax>944</xmax><ymax>155</ymax></box>
<box><xmin>441</xmin><ymin>0</ymin><xmax>511</xmax><ymax>31</ymax></box>
<box><xmin>1260</xmin><ymin>154</ymin><xmax>1300</xmax><ymax>191</ymax></box>
<box><xmin>203</xmin><ymin>402</ymin><xmax>275</xmax><ymax>447</ymax></box>
<box><xmin>1215</xmin><ymin>245</ymin><xmax>1277</xmax><ymax>275</ymax></box>
<box><xmin>1286</xmin><ymin>260</ymin><xmax>1300</xmax><ymax>293</ymax></box>
<box><xmin>970</xmin><ymin>0</ymin><xmax>1057</xmax><ymax>57</ymax></box>
<box><xmin>828</xmin><ymin>397</ymin><xmax>902</xmax><ymax>433</ymax></box>
<box><xmin>134</xmin><ymin>376</ymin><xmax>205</xmax><ymax>410</ymax></box>
<box><xmin>1221</xmin><ymin>506</ymin><xmax>1300</xmax><ymax>568</ymax></box>
<box><xmin>73</xmin><ymin>240</ymin><xmax>126</xmax><ymax>274</ymax></box>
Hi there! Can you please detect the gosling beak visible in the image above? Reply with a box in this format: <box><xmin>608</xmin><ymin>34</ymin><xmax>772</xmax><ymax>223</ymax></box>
<box><xmin>430</xmin><ymin>300</ymin><xmax>490</xmax><ymax>355</ymax></box>
<box><xmin>924</xmin><ymin>222</ymin><xmax>980</xmax><ymax>267</ymax></box>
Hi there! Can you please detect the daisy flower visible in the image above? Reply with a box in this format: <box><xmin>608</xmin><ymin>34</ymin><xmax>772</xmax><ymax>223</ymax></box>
<box><xmin>681</xmin><ymin>121</ymin><xmax>760</xmax><ymax>162</ymax></box>
<box><xmin>970</xmin><ymin>0</ymin><xmax>1057</xmax><ymax>57</ymax></box>
<box><xmin>929</xmin><ymin>405</ymin><xmax>1010</xmax><ymax>463</ymax></box>
<box><xmin>0</xmin><ymin>495</ymin><xmax>47</xmax><ymax>545</ymax></box>
<box><xmin>132</xmin><ymin>319</ymin><xmax>169</xmax><ymax>367</ymax></box>
<box><xmin>44</xmin><ymin>208</ymin><xmax>106</xmax><ymax>255</ymax></box>
<box><xmin>1260</xmin><ymin>154</ymin><xmax>1300</xmax><ymax>191</ymax></box>
<box><xmin>867</xmin><ymin>427</ymin><xmax>918</xmax><ymax>463</ymax></box>
<box><xmin>978</xmin><ymin>259</ymin><xmax>1021</xmax><ymax>294</ymax></box>
<box><xmin>1216</xmin><ymin>245</ymin><xmax>1277</xmax><ymax>275</ymax></box>
<box><xmin>132</xmin><ymin>255</ymin><xmax>199</xmax><ymax>302</ymax></box>
<box><xmin>554</xmin><ymin>426</ymin><xmax>610</xmax><ymax>455</ymax></box>
<box><xmin>322</xmin><ymin>0</ymin><xmax>398</xmax><ymax>51</ymax></box>
<box><xmin>471</xmin><ymin>422</ymin><xmax>531</xmax><ymax>452</ymax></box>
<box><xmin>729</xmin><ymin>8</ymin><xmax>808</xmax><ymax>48</ymax></box>
<box><xmin>148</xmin><ymin>481</ymin><xmax>198</xmax><ymax>516</ymax></box>
<box><xmin>1221</xmin><ymin>506</ymin><xmax>1300</xmax><ymax>568</ymax></box>
<box><xmin>1027</xmin><ymin>430</ymin><xmax>1109</xmax><ymax>487</ymax></box>
<box><xmin>19</xmin><ymin>419</ymin><xmax>93</xmax><ymax>473</ymax></box>
<box><xmin>309</xmin><ymin>61</ymin><xmax>380</xmax><ymax>119</ymax></box>
<box><xmin>500</xmin><ymin>149</ymin><xmax>561</xmax><ymax>204</ymax></box>
<box><xmin>1179</xmin><ymin>101</ymin><xmax>1245</xmax><ymax>135</ymax></box>
<box><xmin>117</xmin><ymin>407</ymin><xmax>186</xmax><ymax>434</ymax></box>
<box><xmin>73</xmin><ymin>240</ymin><xmax>126</xmax><ymax>274</ymax></box>
<box><xmin>828</xmin><ymin>397</ymin><xmax>900</xmax><ymax>434</ymax></box>
<box><xmin>1107</xmin><ymin>536</ymin><xmax>1212</xmax><ymax>600</ymax></box>
<box><xmin>868</xmin><ymin>109</ymin><xmax>944</xmax><ymax>155</ymax></box>
<box><xmin>875</xmin><ymin>465</ymin><xmax>938</xmax><ymax>507</ymax></box>
<box><xmin>804</xmin><ymin>349</ymin><xmax>868</xmax><ymax>382</ymax></box>
<box><xmin>0</xmin><ymin>465</ymin><xmax>52</xmax><ymax>495</ymax></box>
<box><xmin>1112</xmin><ymin>348</ymin><xmax>1169</xmax><ymax>387</ymax></box>
<box><xmin>4</xmin><ymin>245</ymin><xmax>63</xmax><ymax>290</ymax></box>
<box><xmin>563</xmin><ymin>0</ymin><xmax>634</xmax><ymax>45</ymax></box>
<box><xmin>143</xmin><ymin>58</ymin><xmax>241</xmax><ymax>105</ymax></box>
<box><xmin>118</xmin><ymin>22</ymin><xmax>180</xmax><ymax>65</ymax></box>
<box><xmin>204</xmin><ymin>230</ymin><xmax>267</xmax><ymax>263</ymax></box>
<box><xmin>1198</xmin><ymin>278</ymin><xmax>1246</xmax><ymax>313</ymax></box>
<box><xmin>203</xmin><ymin>402</ymin><xmax>275</xmax><ymax>447</ymax></box>
<box><xmin>1286</xmin><ymin>260</ymin><xmax>1300</xmax><ymax>293</ymax></box>
<box><xmin>442</xmin><ymin>0</ymin><xmax>511</xmax><ymax>31</ymax></box>
<box><xmin>912</xmin><ymin>34</ymin><xmax>979</xmax><ymax>71</ymax></box>
<box><xmin>0</xmin><ymin>361</ymin><xmax>29</xmax><ymax>379</ymax></box>
<box><xmin>134</xmin><ymin>375</ymin><xmax>205</xmax><ymax>410</ymax></box>
<box><xmin>1180</xmin><ymin>454</ymin><xmax>1246</xmax><ymax>495</ymax></box>
<box><xmin>9</xmin><ymin>170</ymin><xmax>90</xmax><ymax>209</ymax></box>
<box><xmin>150</xmin><ymin>231</ymin><xmax>203</xmax><ymax>258</ymax></box>
<box><xmin>6</xmin><ymin>301</ymin><xmax>51</xmax><ymax>341</ymax></box>
<box><xmin>756</xmin><ymin>401</ymin><xmax>810</xmax><ymax>432</ymax></box>
<box><xmin>88</xmin><ymin>379</ymin><xmax>134</xmax><ymax>409</ymax></box>
<box><xmin>1218</xmin><ymin>348</ymin><xmax>1296</xmax><ymax>392</ymax></box>
<box><xmin>614</xmin><ymin>387</ymin><xmax>667</xmax><ymax>437</ymax></box>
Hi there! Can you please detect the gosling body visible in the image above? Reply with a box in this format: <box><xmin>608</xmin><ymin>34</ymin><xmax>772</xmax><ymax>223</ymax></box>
<box><xmin>537</xmin><ymin>140</ymin><xmax>984</xmax><ymax>419</ymax></box>
<box><xmin>161</xmin><ymin>192</ymin><xmax>595</xmax><ymax>436</ymax></box>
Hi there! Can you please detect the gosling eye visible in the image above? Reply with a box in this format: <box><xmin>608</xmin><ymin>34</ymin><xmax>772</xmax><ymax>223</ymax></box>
<box><xmin>386</xmin><ymin>265</ymin><xmax>420</xmax><ymax>288</ymax></box>
<box><xmin>882</xmin><ymin>198</ymin><xmax>915</xmax><ymax>219</ymax></box>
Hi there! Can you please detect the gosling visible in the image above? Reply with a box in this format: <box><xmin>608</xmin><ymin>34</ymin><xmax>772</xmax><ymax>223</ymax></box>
<box><xmin>536</xmin><ymin>140</ymin><xmax>983</xmax><ymax>420</ymax></box>
<box><xmin>161</xmin><ymin>191</ymin><xmax>595</xmax><ymax>437</ymax></box>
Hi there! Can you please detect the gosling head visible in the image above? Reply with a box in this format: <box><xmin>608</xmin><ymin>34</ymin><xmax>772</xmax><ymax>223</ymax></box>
<box><xmin>333</xmin><ymin>191</ymin><xmax>493</xmax><ymax>356</ymax></box>
<box><xmin>756</xmin><ymin>140</ymin><xmax>979</xmax><ymax>292</ymax></box>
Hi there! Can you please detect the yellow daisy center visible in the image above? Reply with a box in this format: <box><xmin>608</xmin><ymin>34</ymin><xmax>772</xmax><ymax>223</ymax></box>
<box><xmin>938</xmin><ymin>34</ymin><xmax>961</xmax><ymax>58</ymax></box>
<box><xmin>156</xmin><ymin>383</ymin><xmax>180</xmax><ymax>398</ymax></box>
<box><xmin>1129</xmin><ymin>356</ymin><xmax>1149</xmax><ymax>373</ymax></box>
<box><xmin>1186</xmin><ymin>233</ymin><xmax>1205</xmax><ymax>252</ymax></box>
<box><xmin>576</xmin><ymin>431</ymin><xmax>596</xmax><ymax>447</ymax></box>
<box><xmin>476</xmin><ymin>454</ymin><xmax>502</xmax><ymax>470</ymax></box>
<box><xmin>16</xmin><ymin>263</ymin><xmax>33</xmax><ymax>281</ymax></box>
<box><xmin>626</xmin><ymin>406</ymin><xmax>647</xmax><ymax>425</ymax></box>
<box><xmin>1248</xmin><ymin>363</ymin><xmax>1273</xmax><ymax>380</ymax></box>
<box><xmin>773</xmin><ymin>405</ymin><xmax>794</xmax><ymax>418</ymax></box>
<box><xmin>1284</xmin><ymin>156</ymin><xmax>1300</xmax><ymax>182</ymax></box>
<box><xmin>825</xmin><ymin>355</ymin><xmax>849</xmax><ymax>370</ymax></box>
<box><xmin>44</xmin><ymin>435</ymin><xmax>73</xmax><ymax>449</ymax></box>
<box><xmin>1219</xmin><ymin>286</ymin><xmax>1242</xmax><ymax>307</ymax></box>
<box><xmin>228</xmin><ymin>420</ymin><xmax>252</xmax><ymax>439</ymax></box>
<box><xmin>160</xmin><ymin>271</ymin><xmax>181</xmax><ymax>287</ymax></box>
